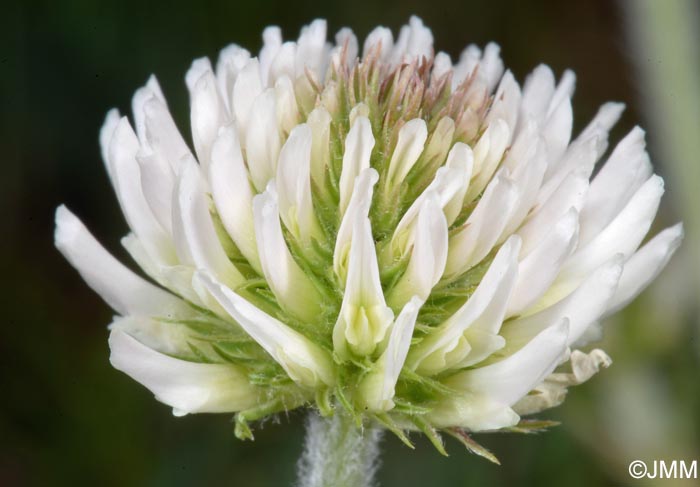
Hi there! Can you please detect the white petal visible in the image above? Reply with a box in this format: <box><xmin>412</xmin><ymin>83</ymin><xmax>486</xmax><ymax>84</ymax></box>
<box><xmin>110</xmin><ymin>315</ymin><xmax>194</xmax><ymax>356</ymax></box>
<box><xmin>215</xmin><ymin>44</ymin><xmax>251</xmax><ymax>110</ymax></box>
<box><xmin>432</xmin><ymin>52</ymin><xmax>452</xmax><ymax>80</ymax></box>
<box><xmin>559</xmin><ymin>175</ymin><xmax>664</xmax><ymax>284</ymax></box>
<box><xmin>501</xmin><ymin>118</ymin><xmax>539</xmax><ymax>174</ymax></box>
<box><xmin>404</xmin><ymin>16</ymin><xmax>433</xmax><ymax>61</ymax></box>
<box><xmin>339</xmin><ymin>116</ymin><xmax>375</xmax><ymax>216</ymax></box>
<box><xmin>465</xmin><ymin>236</ymin><xmax>521</xmax><ymax>336</ymax></box>
<box><xmin>427</xmin><ymin>393</ymin><xmax>520</xmax><ymax>431</ymax></box>
<box><xmin>363</xmin><ymin>26</ymin><xmax>393</xmax><ymax>62</ymax></box>
<box><xmin>445</xmin><ymin>173</ymin><xmax>518</xmax><ymax>278</ymax></box>
<box><xmin>518</xmin><ymin>167</ymin><xmax>589</xmax><ymax>256</ymax></box>
<box><xmin>438</xmin><ymin>142</ymin><xmax>474</xmax><ymax>225</ymax></box>
<box><xmin>296</xmin><ymin>19</ymin><xmax>329</xmax><ymax>79</ymax></box>
<box><xmin>453</xmin><ymin>44</ymin><xmax>482</xmax><ymax>88</ymax></box>
<box><xmin>504</xmin><ymin>257</ymin><xmax>623</xmax><ymax>347</ymax></box>
<box><xmin>140</xmin><ymin>96</ymin><xmax>193</xmax><ymax>173</ymax></box>
<box><xmin>500</xmin><ymin>138</ymin><xmax>548</xmax><ymax>238</ymax></box>
<box><xmin>136</xmin><ymin>146</ymin><xmax>175</xmax><ymax>236</ymax></box>
<box><xmin>276</xmin><ymin>124</ymin><xmax>321</xmax><ymax>242</ymax></box>
<box><xmin>513</xmin><ymin>348</ymin><xmax>612</xmax><ymax>416</ymax></box>
<box><xmin>456</xmin><ymin>329</ymin><xmax>506</xmax><ymax>369</ymax></box>
<box><xmin>171</xmin><ymin>159</ymin><xmax>244</xmax><ymax>289</ymax></box>
<box><xmin>307</xmin><ymin>107</ymin><xmax>333</xmax><ymax>191</ymax></box>
<box><xmin>333</xmin><ymin>215</ymin><xmax>394</xmax><ymax>359</ymax></box>
<box><xmin>333</xmin><ymin>28</ymin><xmax>359</xmax><ymax>66</ymax></box>
<box><xmin>209</xmin><ymin>125</ymin><xmax>261</xmax><ymax>273</ymax></box>
<box><xmin>508</xmin><ymin>209</ymin><xmax>579</xmax><ymax>316</ymax></box>
<box><xmin>274</xmin><ymin>75</ymin><xmax>301</xmax><ymax>135</ymax></box>
<box><xmin>464</xmin><ymin>119</ymin><xmax>510</xmax><ymax>203</ymax></box>
<box><xmin>185</xmin><ymin>57</ymin><xmax>213</xmax><ymax>92</ymax></box>
<box><xmin>120</xmin><ymin>233</ymin><xmax>205</xmax><ymax>308</ymax></box>
<box><xmin>99</xmin><ymin>109</ymin><xmax>121</xmax><ymax>180</ymax></box>
<box><xmin>387</xmin><ymin>194</ymin><xmax>448</xmax><ymax>309</ymax></box>
<box><xmin>485</xmin><ymin>71</ymin><xmax>521</xmax><ymax>135</ymax></box>
<box><xmin>442</xmin><ymin>236</ymin><xmax>523</xmax><ymax>370</ymax></box>
<box><xmin>578</xmin><ymin>127</ymin><xmax>653</xmax><ymax>245</ymax></box>
<box><xmin>541</xmin><ymin>70</ymin><xmax>574</xmax><ymax>163</ymax></box>
<box><xmin>259</xmin><ymin>26</ymin><xmax>282</xmax><ymax>86</ymax></box>
<box><xmin>107</xmin><ymin>117</ymin><xmax>176</xmax><ymax>266</ymax></box>
<box><xmin>198</xmin><ymin>273</ymin><xmax>335</xmax><ymax>387</ymax></box>
<box><xmin>392</xmin><ymin>143</ymin><xmax>473</xmax><ymax>252</ymax></box>
<box><xmin>357</xmin><ymin>297</ymin><xmax>423</xmax><ymax>411</ymax></box>
<box><xmin>606</xmin><ymin>223</ymin><xmax>684</xmax><ymax>314</ymax></box>
<box><xmin>537</xmin><ymin>131</ymin><xmax>601</xmax><ymax>204</ymax></box>
<box><xmin>131</xmin><ymin>75</ymin><xmax>165</xmax><ymax>144</ymax></box>
<box><xmin>109</xmin><ymin>328</ymin><xmax>261</xmax><ymax>414</ymax></box>
<box><xmin>253</xmin><ymin>186</ymin><xmax>322</xmax><ymax>322</ymax></box>
<box><xmin>407</xmin><ymin>236</ymin><xmax>521</xmax><ymax>375</ymax></box>
<box><xmin>421</xmin><ymin>117</ymin><xmax>456</xmax><ymax>172</ymax></box>
<box><xmin>130</xmin><ymin>78</ymin><xmax>177</xmax><ymax>230</ymax></box>
<box><xmin>269</xmin><ymin>42</ymin><xmax>296</xmax><ymax>85</ymax></box>
<box><xmin>334</xmin><ymin>168</ymin><xmax>379</xmax><ymax>283</ymax></box>
<box><xmin>519</xmin><ymin>65</ymin><xmax>556</xmax><ymax>124</ymax></box>
<box><xmin>386</xmin><ymin>119</ymin><xmax>428</xmax><ymax>188</ymax></box>
<box><xmin>548</xmin><ymin>70</ymin><xmax>576</xmax><ymax>116</ymax></box>
<box><xmin>577</xmin><ymin>102</ymin><xmax>625</xmax><ymax>142</ymax></box>
<box><xmin>232</xmin><ymin>59</ymin><xmax>264</xmax><ymax>142</ymax></box>
<box><xmin>348</xmin><ymin>103</ymin><xmax>370</xmax><ymax>127</ymax></box>
<box><xmin>54</xmin><ymin>206</ymin><xmax>189</xmax><ymax>318</ymax></box>
<box><xmin>189</xmin><ymin>67</ymin><xmax>229</xmax><ymax>171</ymax></box>
<box><xmin>479</xmin><ymin>43</ymin><xmax>505</xmax><ymax>93</ymax></box>
<box><xmin>445</xmin><ymin>319</ymin><xmax>570</xmax><ymax>407</ymax></box>
<box><xmin>245</xmin><ymin>89</ymin><xmax>282</xmax><ymax>192</ymax></box>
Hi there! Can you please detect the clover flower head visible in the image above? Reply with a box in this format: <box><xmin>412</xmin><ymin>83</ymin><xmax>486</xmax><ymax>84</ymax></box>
<box><xmin>55</xmin><ymin>16</ymin><xmax>682</xmax><ymax>451</ymax></box>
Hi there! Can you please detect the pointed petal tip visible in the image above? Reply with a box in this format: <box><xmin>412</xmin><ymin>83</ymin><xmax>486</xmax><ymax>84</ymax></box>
<box><xmin>54</xmin><ymin>204</ymin><xmax>75</xmax><ymax>247</ymax></box>
<box><xmin>185</xmin><ymin>57</ymin><xmax>214</xmax><ymax>92</ymax></box>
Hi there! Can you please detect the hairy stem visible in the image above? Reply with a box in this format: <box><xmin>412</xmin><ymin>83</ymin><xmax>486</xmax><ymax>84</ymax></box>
<box><xmin>297</xmin><ymin>411</ymin><xmax>383</xmax><ymax>487</ymax></box>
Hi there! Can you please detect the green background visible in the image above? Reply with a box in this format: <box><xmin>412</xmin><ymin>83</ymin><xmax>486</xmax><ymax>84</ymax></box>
<box><xmin>2</xmin><ymin>0</ymin><xmax>698</xmax><ymax>485</ymax></box>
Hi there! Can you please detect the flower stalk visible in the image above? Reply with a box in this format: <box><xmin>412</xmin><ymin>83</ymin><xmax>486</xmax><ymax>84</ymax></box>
<box><xmin>297</xmin><ymin>412</ymin><xmax>382</xmax><ymax>487</ymax></box>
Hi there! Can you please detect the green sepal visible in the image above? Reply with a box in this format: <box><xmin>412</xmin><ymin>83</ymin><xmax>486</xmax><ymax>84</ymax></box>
<box><xmin>391</xmin><ymin>398</ymin><xmax>432</xmax><ymax>416</ymax></box>
<box><xmin>234</xmin><ymin>415</ymin><xmax>254</xmax><ymax>441</ymax></box>
<box><xmin>399</xmin><ymin>368</ymin><xmax>460</xmax><ymax>397</ymax></box>
<box><xmin>445</xmin><ymin>428</ymin><xmax>500</xmax><ymax>465</ymax></box>
<box><xmin>186</xmin><ymin>341</ymin><xmax>214</xmax><ymax>363</ymax></box>
<box><xmin>234</xmin><ymin>396</ymin><xmax>300</xmax><ymax>441</ymax></box>
<box><xmin>315</xmin><ymin>387</ymin><xmax>335</xmax><ymax>417</ymax></box>
<box><xmin>410</xmin><ymin>415</ymin><xmax>448</xmax><ymax>456</ymax></box>
<box><xmin>373</xmin><ymin>413</ymin><xmax>414</xmax><ymax>449</ymax></box>
<box><xmin>335</xmin><ymin>385</ymin><xmax>362</xmax><ymax>427</ymax></box>
<box><xmin>211</xmin><ymin>340</ymin><xmax>268</xmax><ymax>363</ymax></box>
<box><xmin>499</xmin><ymin>419</ymin><xmax>561</xmax><ymax>434</ymax></box>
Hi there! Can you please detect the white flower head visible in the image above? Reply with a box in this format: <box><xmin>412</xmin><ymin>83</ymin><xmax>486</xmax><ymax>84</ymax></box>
<box><xmin>56</xmin><ymin>16</ymin><xmax>682</xmax><ymax>454</ymax></box>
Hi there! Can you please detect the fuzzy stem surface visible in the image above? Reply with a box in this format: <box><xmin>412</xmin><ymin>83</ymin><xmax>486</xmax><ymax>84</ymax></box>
<box><xmin>297</xmin><ymin>411</ymin><xmax>382</xmax><ymax>487</ymax></box>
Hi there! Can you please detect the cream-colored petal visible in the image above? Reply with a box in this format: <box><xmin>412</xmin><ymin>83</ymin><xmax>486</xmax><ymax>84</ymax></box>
<box><xmin>253</xmin><ymin>186</ymin><xmax>322</xmax><ymax>322</ymax></box>
<box><xmin>199</xmin><ymin>273</ymin><xmax>335</xmax><ymax>388</ymax></box>
<box><xmin>171</xmin><ymin>158</ymin><xmax>245</xmax><ymax>289</ymax></box>
<box><xmin>339</xmin><ymin>116</ymin><xmax>375</xmax><ymax>216</ymax></box>
<box><xmin>445</xmin><ymin>319</ymin><xmax>570</xmax><ymax>407</ymax></box>
<box><xmin>276</xmin><ymin>124</ymin><xmax>321</xmax><ymax>242</ymax></box>
<box><xmin>333</xmin><ymin>215</ymin><xmax>394</xmax><ymax>359</ymax></box>
<box><xmin>109</xmin><ymin>328</ymin><xmax>261</xmax><ymax>415</ymax></box>
<box><xmin>209</xmin><ymin>125</ymin><xmax>261</xmax><ymax>273</ymax></box>
<box><xmin>357</xmin><ymin>297</ymin><xmax>423</xmax><ymax>411</ymax></box>
<box><xmin>55</xmin><ymin>206</ymin><xmax>189</xmax><ymax>318</ymax></box>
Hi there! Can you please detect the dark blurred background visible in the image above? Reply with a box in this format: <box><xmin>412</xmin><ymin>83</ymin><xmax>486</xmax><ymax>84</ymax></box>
<box><xmin>2</xmin><ymin>0</ymin><xmax>699</xmax><ymax>485</ymax></box>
